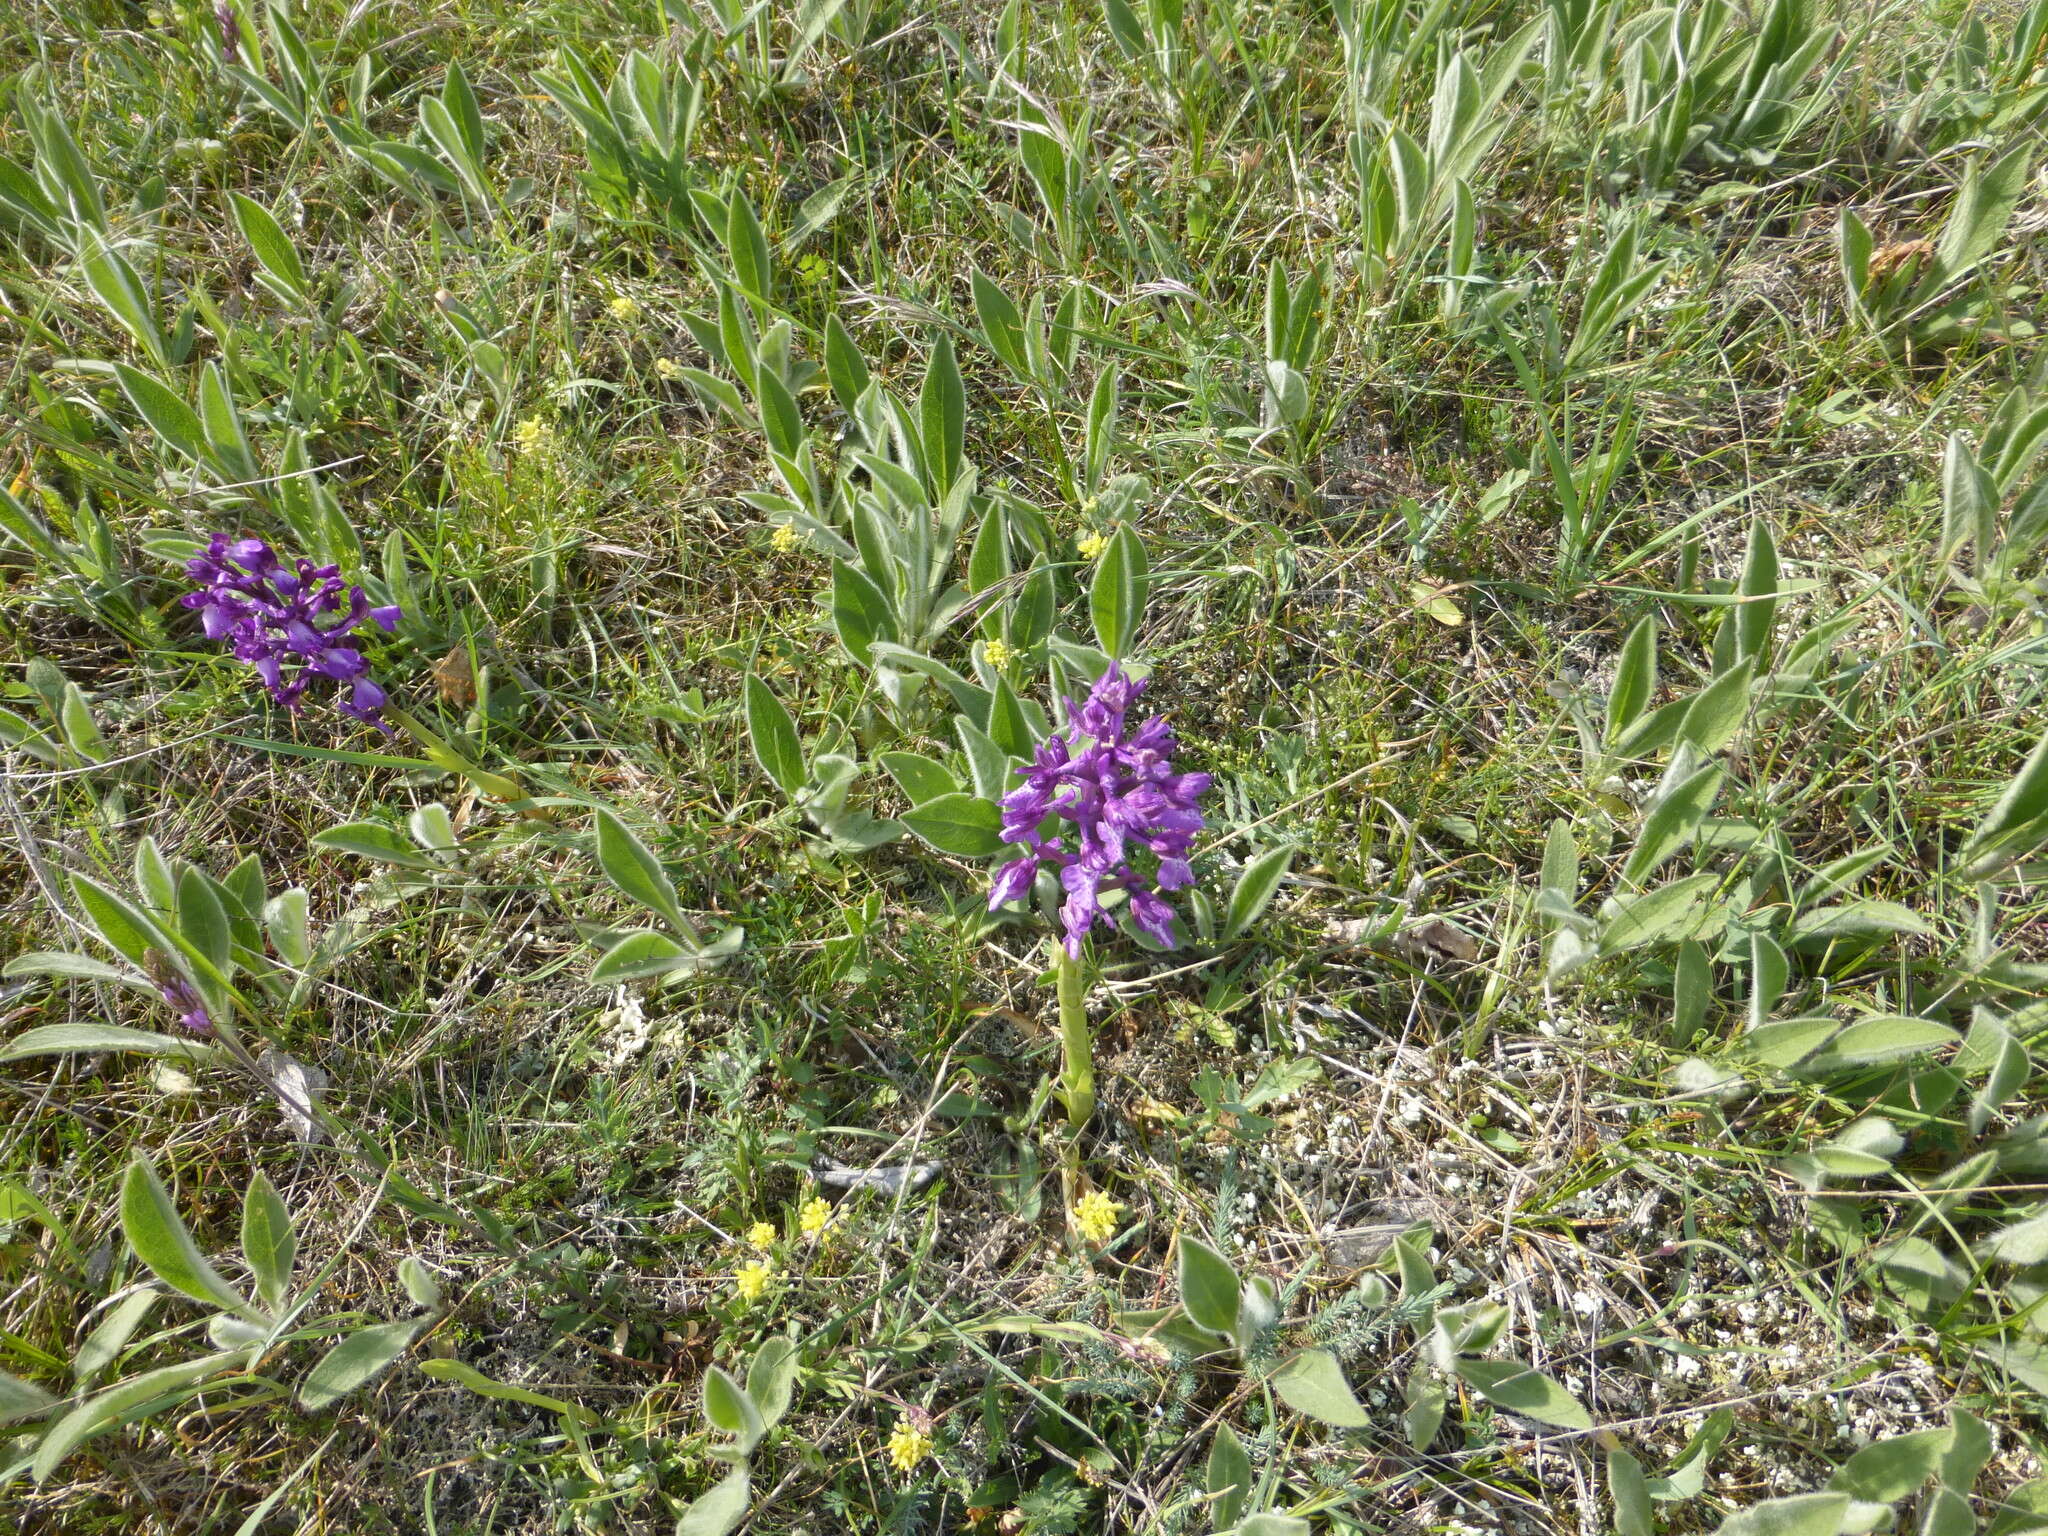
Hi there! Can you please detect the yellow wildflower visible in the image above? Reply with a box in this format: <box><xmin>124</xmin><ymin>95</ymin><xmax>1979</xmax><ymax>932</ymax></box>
<box><xmin>1072</xmin><ymin>1191</ymin><xmax>1122</xmax><ymax>1244</ymax></box>
<box><xmin>655</xmin><ymin>357</ymin><xmax>685</xmax><ymax>381</ymax></box>
<box><xmin>745</xmin><ymin>1222</ymin><xmax>777</xmax><ymax>1251</ymax></box>
<box><xmin>735</xmin><ymin>1259</ymin><xmax>773</xmax><ymax>1303</ymax></box>
<box><xmin>771</xmin><ymin>524</ymin><xmax>801</xmax><ymax>554</ymax></box>
<box><xmin>799</xmin><ymin>1196</ymin><xmax>832</xmax><ymax>1238</ymax></box>
<box><xmin>607</xmin><ymin>294</ymin><xmax>640</xmax><ymax>322</ymax></box>
<box><xmin>886</xmin><ymin>1419</ymin><xmax>933</xmax><ymax>1474</ymax></box>
<box><xmin>983</xmin><ymin>638</ymin><xmax>1017</xmax><ymax>669</ymax></box>
<box><xmin>1076</xmin><ymin>530</ymin><xmax>1109</xmax><ymax>560</ymax></box>
<box><xmin>511</xmin><ymin>417</ymin><xmax>557</xmax><ymax>457</ymax></box>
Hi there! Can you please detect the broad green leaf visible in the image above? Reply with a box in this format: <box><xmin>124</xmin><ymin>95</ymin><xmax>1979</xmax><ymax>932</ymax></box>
<box><xmin>112</xmin><ymin>362</ymin><xmax>209</xmax><ymax>464</ymax></box>
<box><xmin>73</xmin><ymin>1290</ymin><xmax>157</xmax><ymax>1386</ymax></box>
<box><xmin>919</xmin><ymin>334</ymin><xmax>965</xmax><ymax>493</ymax></box>
<box><xmin>228</xmin><ymin>191</ymin><xmax>309</xmax><ymax>302</ymax></box>
<box><xmin>752</xmin><ymin>365</ymin><xmax>803</xmax><ymax>458</ymax></box>
<box><xmin>1224</xmin><ymin>846</ymin><xmax>1292</xmax><ymax>940</ymax></box>
<box><xmin>407</xmin><ymin>804</ymin><xmax>457</xmax><ymax>853</ymax></box>
<box><xmin>1263</xmin><ymin>359</ymin><xmax>1309</xmax><ymax>424</ymax></box>
<box><xmin>1816</xmin><ymin>1016</ymin><xmax>1958</xmax><ymax>1068</ymax></box>
<box><xmin>593</xmin><ymin>808</ymin><xmax>688</xmax><ymax>932</ymax></box>
<box><xmin>1597</xmin><ymin>873</ymin><xmax>1722</xmax><ymax>955</ymax></box>
<box><xmin>59</xmin><ymin>683</ymin><xmax>106</xmax><ymax>761</ymax></box>
<box><xmin>1237</xmin><ymin>1518</ymin><xmax>1310</xmax><ymax>1536</ymax></box>
<box><xmin>703</xmin><ymin>1364</ymin><xmax>766</xmax><ymax>1452</ymax></box>
<box><xmin>1604</xmin><ymin>616</ymin><xmax>1657</xmax><ymax>744</ymax></box>
<box><xmin>241</xmin><ymin>1171</ymin><xmax>297</xmax><ymax>1313</ymax></box>
<box><xmin>1089</xmin><ymin>525</ymin><xmax>1149</xmax><ymax>659</ymax></box>
<box><xmin>1454</xmin><ymin>1358</ymin><xmax>1592</xmax><ymax>1429</ymax></box>
<box><xmin>1735</xmin><ymin>520</ymin><xmax>1779</xmax><ymax>662</ymax></box>
<box><xmin>1934</xmin><ymin>142</ymin><xmax>2033</xmax><ymax>277</ymax></box>
<box><xmin>299</xmin><ymin>1316</ymin><xmax>428</xmax><ymax>1410</ymax></box>
<box><xmin>956</xmin><ymin>716</ymin><xmax>1013</xmax><ymax>800</ymax></box>
<box><xmin>399</xmin><ymin>1256</ymin><xmax>443</xmax><ymax>1309</ymax></box>
<box><xmin>1788</xmin><ymin>901</ymin><xmax>1932</xmax><ymax>943</ymax></box>
<box><xmin>1177</xmin><ymin>1235</ymin><xmax>1239</xmax><ymax>1337</ymax></box>
<box><xmin>677</xmin><ymin>1463</ymin><xmax>750</xmax><ymax>1536</ymax></box>
<box><xmin>1621</xmin><ymin>761</ymin><xmax>1723</xmax><ymax>887</ymax></box>
<box><xmin>590</xmin><ymin>929</ymin><xmax>695</xmax><ymax>985</ymax></box>
<box><xmin>830</xmin><ymin>558</ymin><xmax>895</xmax><ymax>667</ymax></box>
<box><xmin>1680</xmin><ymin>657</ymin><xmax>1755</xmax><ymax>753</ymax></box>
<box><xmin>1541</xmin><ymin>817</ymin><xmax>1579</xmax><ymax>897</ymax></box>
<box><xmin>725</xmin><ymin>191</ymin><xmax>772</xmax><ymax>309</ymax></box>
<box><xmin>33</xmin><ymin>1350</ymin><xmax>253</xmax><ymax>1483</ymax></box>
<box><xmin>746</xmin><ymin>1336</ymin><xmax>798</xmax><ymax>1427</ymax></box>
<box><xmin>879</xmin><ymin>751</ymin><xmax>957</xmax><ymax>805</ymax></box>
<box><xmin>312</xmin><ymin>821</ymin><xmax>445</xmax><ymax>871</ymax></box>
<box><xmin>1813</xmin><ymin>1116</ymin><xmax>1903</xmax><ymax>1177</ymax></box>
<box><xmin>85</xmin><ymin>252</ymin><xmax>167</xmax><ymax>368</ymax></box>
<box><xmin>1943</xmin><ymin>432</ymin><xmax>1997</xmax><ymax>566</ymax></box>
<box><xmin>72</xmin><ymin>872</ymin><xmax>170</xmax><ymax>966</ymax></box>
<box><xmin>176</xmin><ymin>868</ymin><xmax>232</xmax><ymax>978</ymax></box>
<box><xmin>1941</xmin><ymin>1411</ymin><xmax>1993</xmax><ymax>1492</ymax></box>
<box><xmin>1269</xmin><ymin>1347</ymin><xmax>1368</xmax><ymax>1427</ymax></box>
<box><xmin>0</xmin><ymin>1369</ymin><xmax>54</xmax><ymax>1423</ymax></box>
<box><xmin>1961</xmin><ymin>724</ymin><xmax>2048</xmax><ymax>877</ymax></box>
<box><xmin>971</xmin><ymin>270</ymin><xmax>1030</xmax><ymax>378</ymax></box>
<box><xmin>986</xmin><ymin>674</ymin><xmax>1036</xmax><ymax>760</ymax></box>
<box><xmin>745</xmin><ymin>674</ymin><xmax>806</xmax><ymax>800</ymax></box>
<box><xmin>0</xmin><ymin>1023</ymin><xmax>218</xmax><ymax>1063</ymax></box>
<box><xmin>901</xmin><ymin>792</ymin><xmax>1006</xmax><ymax>858</ymax></box>
<box><xmin>1610</xmin><ymin>1449</ymin><xmax>1653</xmax><ymax>1536</ymax></box>
<box><xmin>1403</xmin><ymin>1364</ymin><xmax>1447</xmax><ymax>1449</ymax></box>
<box><xmin>1207</xmin><ymin>1422</ymin><xmax>1251</xmax><ymax>1530</ymax></box>
<box><xmin>264</xmin><ymin>888</ymin><xmax>312</xmax><ymax>969</ymax></box>
<box><xmin>1975</xmin><ymin>1208</ymin><xmax>2048</xmax><ymax>1266</ymax></box>
<box><xmin>1711</xmin><ymin>1492</ymin><xmax>1850</xmax><ymax>1536</ymax></box>
<box><xmin>1734</xmin><ymin>1016</ymin><xmax>1838</xmax><ymax>1069</ymax></box>
<box><xmin>1839</xmin><ymin>208</ymin><xmax>1872</xmax><ymax>294</ymax></box>
<box><xmin>122</xmin><ymin>1158</ymin><xmax>257</xmax><ymax>1319</ymax></box>
<box><xmin>823</xmin><ymin>314</ymin><xmax>870</xmax><ymax>417</ymax></box>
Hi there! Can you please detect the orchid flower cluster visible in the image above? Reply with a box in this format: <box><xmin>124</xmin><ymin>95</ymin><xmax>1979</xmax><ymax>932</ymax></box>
<box><xmin>182</xmin><ymin>535</ymin><xmax>401</xmax><ymax>730</ymax></box>
<box><xmin>988</xmin><ymin>664</ymin><xmax>1211</xmax><ymax>955</ymax></box>
<box><xmin>145</xmin><ymin>952</ymin><xmax>214</xmax><ymax>1038</ymax></box>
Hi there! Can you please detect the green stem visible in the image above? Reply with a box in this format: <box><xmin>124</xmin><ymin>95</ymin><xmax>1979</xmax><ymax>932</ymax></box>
<box><xmin>1056</xmin><ymin>942</ymin><xmax>1094</xmax><ymax>1134</ymax></box>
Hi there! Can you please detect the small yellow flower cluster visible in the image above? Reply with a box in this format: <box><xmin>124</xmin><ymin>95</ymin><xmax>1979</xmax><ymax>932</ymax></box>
<box><xmin>770</xmin><ymin>524</ymin><xmax>801</xmax><ymax>554</ymax></box>
<box><xmin>746</xmin><ymin>1222</ymin><xmax>777</xmax><ymax>1252</ymax></box>
<box><xmin>983</xmin><ymin>638</ymin><xmax>1017</xmax><ymax>669</ymax></box>
<box><xmin>799</xmin><ymin>1196</ymin><xmax>833</xmax><ymax>1237</ymax></box>
<box><xmin>655</xmin><ymin>357</ymin><xmax>684</xmax><ymax>381</ymax></box>
<box><xmin>1072</xmin><ymin>1190</ymin><xmax>1122</xmax><ymax>1244</ymax></box>
<box><xmin>886</xmin><ymin>1419</ymin><xmax>933</xmax><ymax>1474</ymax></box>
<box><xmin>735</xmin><ymin>1259</ymin><xmax>773</xmax><ymax>1303</ymax></box>
<box><xmin>511</xmin><ymin>417</ymin><xmax>558</xmax><ymax>458</ymax></box>
<box><xmin>1076</xmin><ymin>530</ymin><xmax>1109</xmax><ymax>560</ymax></box>
<box><xmin>607</xmin><ymin>294</ymin><xmax>640</xmax><ymax>322</ymax></box>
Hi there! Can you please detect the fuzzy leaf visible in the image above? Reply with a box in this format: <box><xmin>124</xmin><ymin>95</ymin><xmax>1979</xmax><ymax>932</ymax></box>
<box><xmin>1454</xmin><ymin>1358</ymin><xmax>1591</xmax><ymax>1429</ymax></box>
<box><xmin>122</xmin><ymin>1158</ymin><xmax>256</xmax><ymax>1319</ymax></box>
<box><xmin>1270</xmin><ymin>1347</ymin><xmax>1369</xmax><ymax>1427</ymax></box>
<box><xmin>299</xmin><ymin>1317</ymin><xmax>429</xmax><ymax>1410</ymax></box>
<box><xmin>1177</xmin><ymin>1235</ymin><xmax>1240</xmax><ymax>1337</ymax></box>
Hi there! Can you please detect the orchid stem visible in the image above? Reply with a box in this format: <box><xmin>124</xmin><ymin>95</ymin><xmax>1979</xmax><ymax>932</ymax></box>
<box><xmin>1056</xmin><ymin>942</ymin><xmax>1094</xmax><ymax>1136</ymax></box>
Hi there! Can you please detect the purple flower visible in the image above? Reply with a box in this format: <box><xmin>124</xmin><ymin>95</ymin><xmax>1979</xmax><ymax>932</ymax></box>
<box><xmin>181</xmin><ymin>534</ymin><xmax>401</xmax><ymax>731</ymax></box>
<box><xmin>987</xmin><ymin>663</ymin><xmax>1211</xmax><ymax>957</ymax></box>
<box><xmin>145</xmin><ymin>952</ymin><xmax>214</xmax><ymax>1037</ymax></box>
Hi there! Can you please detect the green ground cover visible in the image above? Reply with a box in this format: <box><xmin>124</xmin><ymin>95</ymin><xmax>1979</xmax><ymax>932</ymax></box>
<box><xmin>5</xmin><ymin>0</ymin><xmax>2048</xmax><ymax>1530</ymax></box>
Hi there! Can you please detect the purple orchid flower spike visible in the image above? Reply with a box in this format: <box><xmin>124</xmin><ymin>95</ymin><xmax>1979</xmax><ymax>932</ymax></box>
<box><xmin>143</xmin><ymin>951</ymin><xmax>214</xmax><ymax>1037</ymax></box>
<box><xmin>182</xmin><ymin>534</ymin><xmax>401</xmax><ymax>731</ymax></box>
<box><xmin>987</xmin><ymin>663</ymin><xmax>1212</xmax><ymax>956</ymax></box>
